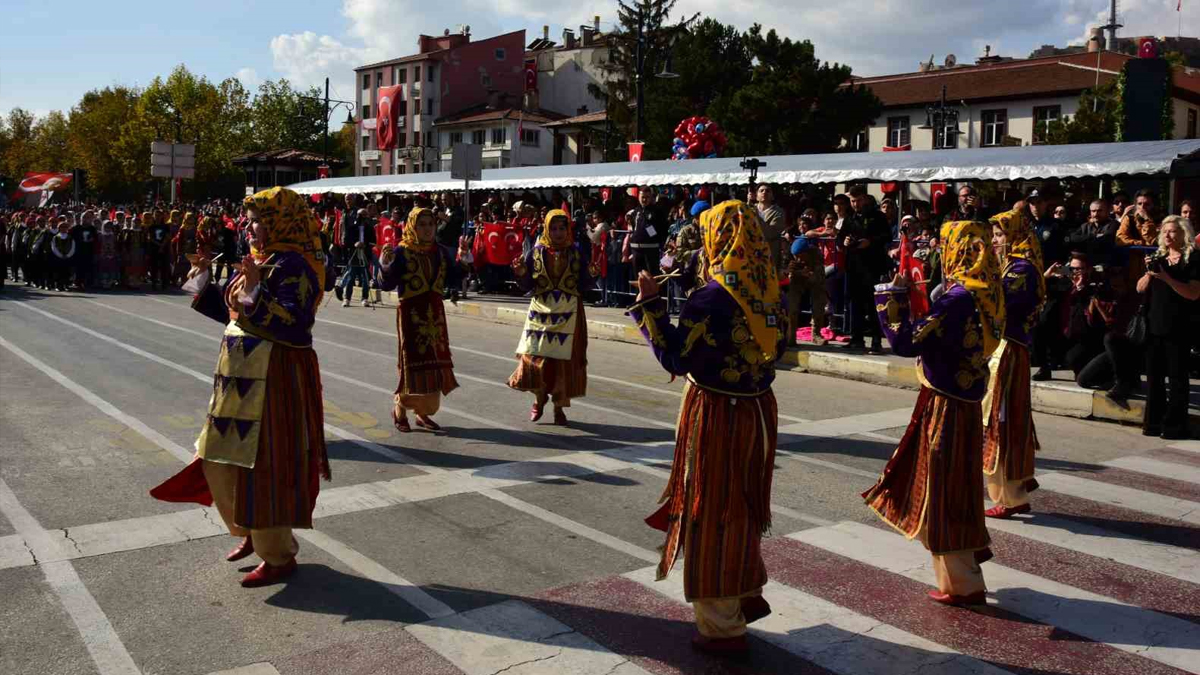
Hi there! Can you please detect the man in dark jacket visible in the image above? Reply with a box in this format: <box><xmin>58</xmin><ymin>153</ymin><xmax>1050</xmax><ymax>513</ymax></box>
<box><xmin>1063</xmin><ymin>199</ymin><xmax>1119</xmax><ymax>263</ymax></box>
<box><xmin>71</xmin><ymin>210</ymin><xmax>99</xmax><ymax>289</ymax></box>
<box><xmin>842</xmin><ymin>185</ymin><xmax>892</xmax><ymax>353</ymax></box>
<box><xmin>339</xmin><ymin>207</ymin><xmax>375</xmax><ymax>307</ymax></box>
<box><xmin>625</xmin><ymin>189</ymin><xmax>669</xmax><ymax>275</ymax></box>
<box><xmin>146</xmin><ymin>211</ymin><xmax>172</xmax><ymax>291</ymax></box>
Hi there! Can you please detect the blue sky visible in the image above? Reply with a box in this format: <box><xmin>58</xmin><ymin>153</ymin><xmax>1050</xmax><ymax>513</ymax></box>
<box><xmin>2</xmin><ymin>0</ymin><xmax>1193</xmax><ymax>121</ymax></box>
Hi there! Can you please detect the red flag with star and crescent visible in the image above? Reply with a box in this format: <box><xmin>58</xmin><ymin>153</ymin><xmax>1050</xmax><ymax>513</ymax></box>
<box><xmin>376</xmin><ymin>85</ymin><xmax>402</xmax><ymax>151</ymax></box>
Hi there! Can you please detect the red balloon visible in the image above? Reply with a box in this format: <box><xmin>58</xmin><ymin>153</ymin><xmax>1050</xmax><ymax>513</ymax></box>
<box><xmin>687</xmin><ymin>141</ymin><xmax>702</xmax><ymax>158</ymax></box>
<box><xmin>703</xmin><ymin>140</ymin><xmax>715</xmax><ymax>154</ymax></box>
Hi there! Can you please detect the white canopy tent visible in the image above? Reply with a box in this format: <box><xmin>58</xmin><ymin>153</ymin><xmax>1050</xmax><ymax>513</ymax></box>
<box><xmin>288</xmin><ymin>139</ymin><xmax>1200</xmax><ymax>196</ymax></box>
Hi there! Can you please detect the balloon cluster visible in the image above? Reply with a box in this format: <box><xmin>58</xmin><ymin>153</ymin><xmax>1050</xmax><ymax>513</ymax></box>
<box><xmin>671</xmin><ymin>116</ymin><xmax>727</xmax><ymax>161</ymax></box>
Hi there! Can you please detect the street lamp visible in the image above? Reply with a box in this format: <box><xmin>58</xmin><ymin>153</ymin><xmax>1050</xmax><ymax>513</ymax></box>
<box><xmin>918</xmin><ymin>84</ymin><xmax>959</xmax><ymax>149</ymax></box>
<box><xmin>297</xmin><ymin>77</ymin><xmax>357</xmax><ymax>168</ymax></box>
<box><xmin>630</xmin><ymin>9</ymin><xmax>682</xmax><ymax>142</ymax></box>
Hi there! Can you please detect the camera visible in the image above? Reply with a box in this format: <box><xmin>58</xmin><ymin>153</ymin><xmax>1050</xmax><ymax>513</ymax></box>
<box><xmin>739</xmin><ymin>158</ymin><xmax>766</xmax><ymax>171</ymax></box>
<box><xmin>1148</xmin><ymin>254</ymin><xmax>1166</xmax><ymax>273</ymax></box>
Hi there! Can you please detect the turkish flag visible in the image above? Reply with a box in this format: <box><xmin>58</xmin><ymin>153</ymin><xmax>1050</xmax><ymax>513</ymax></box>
<box><xmin>482</xmin><ymin>222</ymin><xmax>523</xmax><ymax>265</ymax></box>
<box><xmin>899</xmin><ymin>234</ymin><xmax>930</xmax><ymax>320</ymax></box>
<box><xmin>524</xmin><ymin>60</ymin><xmax>538</xmax><ymax>92</ymax></box>
<box><xmin>377</xmin><ymin>85</ymin><xmax>402</xmax><ymax>151</ymax></box>
<box><xmin>930</xmin><ymin>183</ymin><xmax>949</xmax><ymax>214</ymax></box>
<box><xmin>628</xmin><ymin>142</ymin><xmax>644</xmax><ymax>162</ymax></box>
<box><xmin>16</xmin><ymin>172</ymin><xmax>72</xmax><ymax>195</ymax></box>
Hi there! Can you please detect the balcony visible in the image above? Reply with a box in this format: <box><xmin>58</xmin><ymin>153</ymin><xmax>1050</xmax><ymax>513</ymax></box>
<box><xmin>409</xmin><ymin>81</ymin><xmax>422</xmax><ymax>98</ymax></box>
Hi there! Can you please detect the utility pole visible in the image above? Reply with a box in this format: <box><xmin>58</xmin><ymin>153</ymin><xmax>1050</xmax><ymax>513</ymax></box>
<box><xmin>635</xmin><ymin>8</ymin><xmax>645</xmax><ymax>143</ymax></box>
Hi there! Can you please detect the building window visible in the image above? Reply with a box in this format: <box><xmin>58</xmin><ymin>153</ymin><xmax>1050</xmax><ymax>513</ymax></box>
<box><xmin>398</xmin><ymin>165</ymin><xmax>406</xmax><ymax>174</ymax></box>
<box><xmin>851</xmin><ymin>129</ymin><xmax>868</xmax><ymax>152</ymax></box>
<box><xmin>362</xmin><ymin>74</ymin><xmax>370</xmax><ymax>89</ymax></box>
<box><xmin>450</xmin><ymin>132</ymin><xmax>463</xmax><ymax>145</ymax></box>
<box><xmin>1032</xmin><ymin>105</ymin><xmax>1061</xmax><ymax>144</ymax></box>
<box><xmin>375</xmin><ymin>165</ymin><xmax>382</xmax><ymax>176</ymax></box>
<box><xmin>427</xmin><ymin>98</ymin><xmax>434</xmax><ymax>115</ymax></box>
<box><xmin>1188</xmin><ymin>109</ymin><xmax>1198</xmax><ymax>139</ymax></box>
<box><xmin>982</xmin><ymin>109</ymin><xmax>1007</xmax><ymax>146</ymax></box>
<box><xmin>481</xmin><ymin>72</ymin><xmax>492</xmax><ymax>88</ymax></box>
<box><xmin>472</xmin><ymin>130</ymin><xmax>486</xmax><ymax>145</ymax></box>
<box><xmin>491</xmin><ymin>128</ymin><xmax>507</xmax><ymax>145</ymax></box>
<box><xmin>398</xmin><ymin>68</ymin><xmax>406</xmax><ymax>84</ymax></box>
<box><xmin>376</xmin><ymin>72</ymin><xmax>383</xmax><ymax>87</ymax></box>
<box><xmin>428</xmin><ymin>64</ymin><xmax>436</xmax><ymax>82</ymax></box>
<box><xmin>934</xmin><ymin>119</ymin><xmax>958</xmax><ymax>150</ymax></box>
<box><xmin>362</xmin><ymin>104</ymin><xmax>370</xmax><ymax>120</ymax></box>
<box><xmin>361</xmin><ymin>135</ymin><xmax>370</xmax><ymax>151</ymax></box>
<box><xmin>414</xmin><ymin>65</ymin><xmax>421</xmax><ymax>81</ymax></box>
<box><xmin>413</xmin><ymin>164</ymin><xmax>420</xmax><ymax>174</ymax></box>
<box><xmin>521</xmin><ymin>129</ymin><xmax>540</xmax><ymax>146</ymax></box>
<box><xmin>886</xmin><ymin>116</ymin><xmax>910</xmax><ymax>148</ymax></box>
<box><xmin>495</xmin><ymin>48</ymin><xmax>506</xmax><ymax>61</ymax></box>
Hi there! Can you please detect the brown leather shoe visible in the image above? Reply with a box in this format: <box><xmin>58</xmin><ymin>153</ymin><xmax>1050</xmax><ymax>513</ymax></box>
<box><xmin>927</xmin><ymin>589</ymin><xmax>987</xmax><ymax>606</ymax></box>
<box><xmin>394</xmin><ymin>414</ymin><xmax>411</xmax><ymax>433</ymax></box>
<box><xmin>225</xmin><ymin>536</ymin><xmax>254</xmax><ymax>562</ymax></box>
<box><xmin>984</xmin><ymin>503</ymin><xmax>1031</xmax><ymax>519</ymax></box>
<box><xmin>240</xmin><ymin>558</ymin><xmax>297</xmax><ymax>588</ymax></box>
<box><xmin>415</xmin><ymin>415</ymin><xmax>441</xmax><ymax>431</ymax></box>
<box><xmin>691</xmin><ymin>633</ymin><xmax>748</xmax><ymax>655</ymax></box>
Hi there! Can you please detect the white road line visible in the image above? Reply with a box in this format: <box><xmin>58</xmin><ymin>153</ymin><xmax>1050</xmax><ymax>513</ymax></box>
<box><xmin>295</xmin><ymin>529</ymin><xmax>455</xmax><ymax>620</ymax></box>
<box><xmin>1036</xmin><ymin>471</ymin><xmax>1200</xmax><ymax>526</ymax></box>
<box><xmin>0</xmin><ymin>533</ymin><xmax>35</xmax><ymax>568</ymax></box>
<box><xmin>205</xmin><ymin>664</ymin><xmax>281</xmax><ymax>675</ymax></box>
<box><xmin>984</xmin><ymin>508</ymin><xmax>1200</xmax><ymax>585</ymax></box>
<box><xmin>793</xmin><ymin>521</ymin><xmax>1200</xmax><ymax>674</ymax></box>
<box><xmin>0</xmin><ymin>334</ymin><xmax>193</xmax><ymax>464</ymax></box>
<box><xmin>406</xmin><ymin>600</ymin><xmax>650</xmax><ymax>675</ymax></box>
<box><xmin>0</xmin><ymin>479</ymin><xmax>140</xmax><ymax>675</ymax></box>
<box><xmin>1169</xmin><ymin>440</ymin><xmax>1200</xmax><ymax>455</ymax></box>
<box><xmin>478</xmin><ymin>489</ymin><xmax>659</xmax><ymax>564</ymax></box>
<box><xmin>1104</xmin><ymin>456</ymin><xmax>1200</xmax><ymax>486</ymax></box>
<box><xmin>624</xmin><ymin>566</ymin><xmax>1009</xmax><ymax>675</ymax></box>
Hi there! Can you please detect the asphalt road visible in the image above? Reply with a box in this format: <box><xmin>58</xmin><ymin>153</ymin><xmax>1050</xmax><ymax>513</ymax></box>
<box><xmin>0</xmin><ymin>284</ymin><xmax>1196</xmax><ymax>675</ymax></box>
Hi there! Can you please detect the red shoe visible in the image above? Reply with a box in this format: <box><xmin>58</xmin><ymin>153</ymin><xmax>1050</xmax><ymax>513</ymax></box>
<box><xmin>394</xmin><ymin>414</ymin><xmax>411</xmax><ymax>433</ymax></box>
<box><xmin>985</xmin><ymin>503</ymin><xmax>1031</xmax><ymax>519</ymax></box>
<box><xmin>927</xmin><ymin>589</ymin><xmax>987</xmax><ymax>606</ymax></box>
<box><xmin>415</xmin><ymin>415</ymin><xmax>441</xmax><ymax>431</ymax></box>
<box><xmin>225</xmin><ymin>536</ymin><xmax>254</xmax><ymax>562</ymax></box>
<box><xmin>553</xmin><ymin>406</ymin><xmax>568</xmax><ymax>426</ymax></box>
<box><xmin>691</xmin><ymin>633</ymin><xmax>748</xmax><ymax>656</ymax></box>
<box><xmin>530</xmin><ymin>401</ymin><xmax>545</xmax><ymax>422</ymax></box>
<box><xmin>741</xmin><ymin>595</ymin><xmax>771</xmax><ymax>625</ymax></box>
<box><xmin>240</xmin><ymin>558</ymin><xmax>297</xmax><ymax>588</ymax></box>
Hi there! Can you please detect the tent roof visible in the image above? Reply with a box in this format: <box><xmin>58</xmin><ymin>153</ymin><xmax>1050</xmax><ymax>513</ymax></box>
<box><xmin>289</xmin><ymin>139</ymin><xmax>1200</xmax><ymax>195</ymax></box>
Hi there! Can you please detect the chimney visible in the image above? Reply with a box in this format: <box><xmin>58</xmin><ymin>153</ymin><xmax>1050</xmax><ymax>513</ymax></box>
<box><xmin>1087</xmin><ymin>27</ymin><xmax>1106</xmax><ymax>52</ymax></box>
<box><xmin>581</xmin><ymin>25</ymin><xmax>594</xmax><ymax>46</ymax></box>
<box><xmin>543</xmin><ymin>25</ymin><xmax>549</xmax><ymax>41</ymax></box>
<box><xmin>562</xmin><ymin>28</ymin><xmax>576</xmax><ymax>49</ymax></box>
<box><xmin>594</xmin><ymin>15</ymin><xmax>600</xmax><ymax>32</ymax></box>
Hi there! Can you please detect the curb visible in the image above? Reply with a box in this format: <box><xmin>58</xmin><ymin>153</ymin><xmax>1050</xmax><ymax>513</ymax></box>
<box><xmin>382</xmin><ymin>292</ymin><xmax>1161</xmax><ymax>428</ymax></box>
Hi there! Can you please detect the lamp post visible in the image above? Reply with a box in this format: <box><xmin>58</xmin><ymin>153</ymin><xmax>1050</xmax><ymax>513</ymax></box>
<box><xmin>918</xmin><ymin>85</ymin><xmax>960</xmax><ymax>149</ymax></box>
<box><xmin>298</xmin><ymin>77</ymin><xmax>356</xmax><ymax>171</ymax></box>
<box><xmin>629</xmin><ymin>8</ymin><xmax>680</xmax><ymax>144</ymax></box>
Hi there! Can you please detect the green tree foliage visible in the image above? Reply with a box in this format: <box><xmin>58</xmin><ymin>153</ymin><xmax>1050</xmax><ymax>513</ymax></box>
<box><xmin>710</xmin><ymin>25</ymin><xmax>882</xmax><ymax>155</ymax></box>
<box><xmin>1042</xmin><ymin>81</ymin><xmax>1119</xmax><ymax>145</ymax></box>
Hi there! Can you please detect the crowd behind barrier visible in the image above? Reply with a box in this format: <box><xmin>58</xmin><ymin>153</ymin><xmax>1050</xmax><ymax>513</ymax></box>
<box><xmin>3</xmin><ymin>188</ymin><xmax>1195</xmax><ymax>416</ymax></box>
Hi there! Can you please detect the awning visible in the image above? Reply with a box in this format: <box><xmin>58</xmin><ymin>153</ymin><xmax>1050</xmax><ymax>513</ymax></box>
<box><xmin>289</xmin><ymin>139</ymin><xmax>1200</xmax><ymax>195</ymax></box>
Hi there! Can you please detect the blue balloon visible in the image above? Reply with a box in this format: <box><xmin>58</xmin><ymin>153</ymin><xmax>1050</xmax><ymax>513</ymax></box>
<box><xmin>706</xmin><ymin>152</ymin><xmax>718</xmax><ymax>158</ymax></box>
<box><xmin>695</xmin><ymin>123</ymin><xmax>706</xmax><ymax>134</ymax></box>
<box><xmin>673</xmin><ymin>137</ymin><xmax>683</xmax><ymax>145</ymax></box>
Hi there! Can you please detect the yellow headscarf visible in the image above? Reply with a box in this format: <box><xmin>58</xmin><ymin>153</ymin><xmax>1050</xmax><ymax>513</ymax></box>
<box><xmin>989</xmin><ymin>206</ymin><xmax>1046</xmax><ymax>306</ymax></box>
<box><xmin>701</xmin><ymin>200</ymin><xmax>782</xmax><ymax>362</ymax></box>
<box><xmin>181</xmin><ymin>212</ymin><xmax>197</xmax><ymax>231</ymax></box>
<box><xmin>940</xmin><ymin>220</ymin><xmax>1006</xmax><ymax>359</ymax></box>
<box><xmin>538</xmin><ymin>209</ymin><xmax>572</xmax><ymax>250</ymax></box>
<box><xmin>168</xmin><ymin>209</ymin><xmax>181</xmax><ymax>227</ymax></box>
<box><xmin>140</xmin><ymin>212</ymin><xmax>152</xmax><ymax>228</ymax></box>
<box><xmin>243</xmin><ymin>187</ymin><xmax>326</xmax><ymax>291</ymax></box>
<box><xmin>401</xmin><ymin>207</ymin><xmax>436</xmax><ymax>253</ymax></box>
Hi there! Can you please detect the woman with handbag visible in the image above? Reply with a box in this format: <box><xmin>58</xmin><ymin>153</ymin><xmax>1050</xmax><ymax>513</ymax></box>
<box><xmin>1136</xmin><ymin>215</ymin><xmax>1200</xmax><ymax>440</ymax></box>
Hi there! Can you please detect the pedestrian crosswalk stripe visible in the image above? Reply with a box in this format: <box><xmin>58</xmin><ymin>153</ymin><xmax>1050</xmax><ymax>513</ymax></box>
<box><xmin>1037</xmin><ymin>471</ymin><xmax>1200</xmax><ymax>526</ymax></box>
<box><xmin>793</xmin><ymin>521</ymin><xmax>1200</xmax><ymax>674</ymax></box>
<box><xmin>624</xmin><ymin>565</ymin><xmax>1010</xmax><ymax>675</ymax></box>
<box><xmin>406</xmin><ymin>599</ymin><xmax>651</xmax><ymax>675</ymax></box>
<box><xmin>1104</xmin><ymin>455</ymin><xmax>1200</xmax><ymax>486</ymax></box>
<box><xmin>1169</xmin><ymin>440</ymin><xmax>1200</xmax><ymax>455</ymax></box>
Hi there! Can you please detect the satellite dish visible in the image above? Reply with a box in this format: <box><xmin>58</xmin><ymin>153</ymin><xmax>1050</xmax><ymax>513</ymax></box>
<box><xmin>944</xmin><ymin>54</ymin><xmax>957</xmax><ymax>67</ymax></box>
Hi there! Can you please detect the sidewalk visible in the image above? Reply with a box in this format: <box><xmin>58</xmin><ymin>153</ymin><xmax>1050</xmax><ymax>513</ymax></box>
<box><xmin>378</xmin><ymin>290</ymin><xmax>1199</xmax><ymax>429</ymax></box>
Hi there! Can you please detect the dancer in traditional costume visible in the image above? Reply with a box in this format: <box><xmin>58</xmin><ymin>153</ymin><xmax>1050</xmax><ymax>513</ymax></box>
<box><xmin>982</xmin><ymin>205</ymin><xmax>1043</xmax><ymax>519</ymax></box>
<box><xmin>150</xmin><ymin>186</ymin><xmax>330</xmax><ymax>588</ymax></box>
<box><xmin>507</xmin><ymin>210</ymin><xmax>596</xmax><ymax>425</ymax></box>
<box><xmin>862</xmin><ymin>219</ymin><xmax>1005</xmax><ymax>607</ymax></box>
<box><xmin>375</xmin><ymin>207</ymin><xmax>467</xmax><ymax>432</ymax></box>
<box><xmin>628</xmin><ymin>200</ymin><xmax>785</xmax><ymax>655</ymax></box>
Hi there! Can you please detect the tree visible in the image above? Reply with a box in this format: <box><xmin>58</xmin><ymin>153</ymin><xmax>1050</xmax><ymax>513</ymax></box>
<box><xmin>589</xmin><ymin>0</ymin><xmax>697</xmax><ymax>153</ymax></box>
<box><xmin>32</xmin><ymin>111</ymin><xmax>74</xmax><ymax>172</ymax></box>
<box><xmin>67</xmin><ymin>86</ymin><xmax>145</xmax><ymax>199</ymax></box>
<box><xmin>0</xmin><ymin>108</ymin><xmax>38</xmax><ymax>179</ymax></box>
<box><xmin>1042</xmin><ymin>81</ymin><xmax>1119</xmax><ymax>145</ymax></box>
<box><xmin>249</xmin><ymin>79</ymin><xmax>325</xmax><ymax>154</ymax></box>
<box><xmin>709</xmin><ymin>25</ymin><xmax>882</xmax><ymax>156</ymax></box>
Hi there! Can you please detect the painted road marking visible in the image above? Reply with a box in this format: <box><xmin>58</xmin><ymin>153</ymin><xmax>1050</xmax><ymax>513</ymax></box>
<box><xmin>0</xmin><ymin>478</ymin><xmax>140</xmax><ymax>675</ymax></box>
<box><xmin>1037</xmin><ymin>471</ymin><xmax>1200</xmax><ymax>526</ymax></box>
<box><xmin>624</xmin><ymin>565</ymin><xmax>1009</xmax><ymax>675</ymax></box>
<box><xmin>793</xmin><ymin>521</ymin><xmax>1200</xmax><ymax>674</ymax></box>
<box><xmin>407</xmin><ymin>599</ymin><xmax>650</xmax><ymax>675</ymax></box>
<box><xmin>1104</xmin><ymin>455</ymin><xmax>1200</xmax><ymax>486</ymax></box>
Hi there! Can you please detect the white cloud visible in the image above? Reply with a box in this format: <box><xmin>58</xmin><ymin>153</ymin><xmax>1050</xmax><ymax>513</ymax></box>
<box><xmin>235</xmin><ymin>67</ymin><xmax>260</xmax><ymax>89</ymax></box>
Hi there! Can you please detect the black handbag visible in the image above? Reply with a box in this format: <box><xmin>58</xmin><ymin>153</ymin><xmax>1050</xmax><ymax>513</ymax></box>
<box><xmin>1125</xmin><ymin>301</ymin><xmax>1148</xmax><ymax>346</ymax></box>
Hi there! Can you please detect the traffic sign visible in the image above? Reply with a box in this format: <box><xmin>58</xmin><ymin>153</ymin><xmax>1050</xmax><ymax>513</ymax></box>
<box><xmin>450</xmin><ymin>144</ymin><xmax>482</xmax><ymax>181</ymax></box>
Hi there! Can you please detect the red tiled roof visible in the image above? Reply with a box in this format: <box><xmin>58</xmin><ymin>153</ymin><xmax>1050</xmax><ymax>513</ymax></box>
<box><xmin>434</xmin><ymin>107</ymin><xmax>568</xmax><ymax>127</ymax></box>
<box><xmin>543</xmin><ymin>110</ymin><xmax>608</xmax><ymax>128</ymax></box>
<box><xmin>854</xmin><ymin>51</ymin><xmax>1200</xmax><ymax>108</ymax></box>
